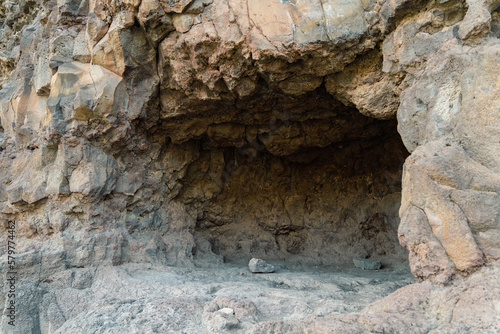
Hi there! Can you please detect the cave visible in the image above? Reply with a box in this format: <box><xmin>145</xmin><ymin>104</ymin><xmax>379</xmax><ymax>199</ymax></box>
<box><xmin>3</xmin><ymin>0</ymin><xmax>500</xmax><ymax>331</ymax></box>
<box><xmin>165</xmin><ymin>85</ymin><xmax>411</xmax><ymax>269</ymax></box>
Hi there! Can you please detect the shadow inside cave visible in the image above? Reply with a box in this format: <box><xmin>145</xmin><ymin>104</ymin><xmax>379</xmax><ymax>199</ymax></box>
<box><xmin>168</xmin><ymin>87</ymin><xmax>411</xmax><ymax>270</ymax></box>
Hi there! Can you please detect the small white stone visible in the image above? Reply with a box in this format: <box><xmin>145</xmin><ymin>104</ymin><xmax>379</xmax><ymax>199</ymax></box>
<box><xmin>218</xmin><ymin>308</ymin><xmax>234</xmax><ymax>315</ymax></box>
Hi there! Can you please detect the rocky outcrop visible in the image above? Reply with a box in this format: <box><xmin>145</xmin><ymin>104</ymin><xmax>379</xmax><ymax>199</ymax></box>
<box><xmin>0</xmin><ymin>0</ymin><xmax>499</xmax><ymax>332</ymax></box>
<box><xmin>392</xmin><ymin>2</ymin><xmax>500</xmax><ymax>283</ymax></box>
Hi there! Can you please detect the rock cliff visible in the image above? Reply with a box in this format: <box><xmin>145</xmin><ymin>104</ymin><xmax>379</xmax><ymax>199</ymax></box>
<box><xmin>0</xmin><ymin>0</ymin><xmax>499</xmax><ymax>332</ymax></box>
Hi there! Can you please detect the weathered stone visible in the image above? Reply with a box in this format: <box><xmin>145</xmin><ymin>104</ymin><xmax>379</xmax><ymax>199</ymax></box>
<box><xmin>353</xmin><ymin>257</ymin><xmax>382</xmax><ymax>270</ymax></box>
<box><xmin>72</xmin><ymin>30</ymin><xmax>91</xmax><ymax>62</ymax></box>
<box><xmin>326</xmin><ymin>52</ymin><xmax>400</xmax><ymax>120</ymax></box>
<box><xmin>137</xmin><ymin>0</ymin><xmax>175</xmax><ymax>45</ymax></box>
<box><xmin>92</xmin><ymin>11</ymin><xmax>156</xmax><ymax>76</ymax></box>
<box><xmin>57</xmin><ymin>0</ymin><xmax>89</xmax><ymax>16</ymax></box>
<box><xmin>161</xmin><ymin>0</ymin><xmax>196</xmax><ymax>13</ymax></box>
<box><xmin>185</xmin><ymin>0</ymin><xmax>207</xmax><ymax>14</ymax></box>
<box><xmin>248</xmin><ymin>258</ymin><xmax>275</xmax><ymax>273</ymax></box>
<box><xmin>172</xmin><ymin>14</ymin><xmax>194</xmax><ymax>33</ymax></box>
<box><xmin>86</xmin><ymin>12</ymin><xmax>109</xmax><ymax>46</ymax></box>
<box><xmin>32</xmin><ymin>41</ymin><xmax>52</xmax><ymax>96</ymax></box>
<box><xmin>458</xmin><ymin>0</ymin><xmax>492</xmax><ymax>39</ymax></box>
<box><xmin>47</xmin><ymin>61</ymin><xmax>121</xmax><ymax>130</ymax></box>
<box><xmin>68</xmin><ymin>145</ymin><xmax>118</xmax><ymax>196</ymax></box>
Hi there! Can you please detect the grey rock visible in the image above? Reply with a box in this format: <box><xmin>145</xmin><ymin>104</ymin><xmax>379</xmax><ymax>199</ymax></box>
<box><xmin>353</xmin><ymin>258</ymin><xmax>382</xmax><ymax>270</ymax></box>
<box><xmin>185</xmin><ymin>0</ymin><xmax>206</xmax><ymax>14</ymax></box>
<box><xmin>68</xmin><ymin>145</ymin><xmax>118</xmax><ymax>196</ymax></box>
<box><xmin>0</xmin><ymin>284</ymin><xmax>44</xmax><ymax>334</ymax></box>
<box><xmin>46</xmin><ymin>303</ymin><xmax>66</xmax><ymax>332</ymax></box>
<box><xmin>249</xmin><ymin>258</ymin><xmax>275</xmax><ymax>273</ymax></box>
<box><xmin>137</xmin><ymin>0</ymin><xmax>175</xmax><ymax>46</ymax></box>
<box><xmin>72</xmin><ymin>30</ymin><xmax>91</xmax><ymax>63</ymax></box>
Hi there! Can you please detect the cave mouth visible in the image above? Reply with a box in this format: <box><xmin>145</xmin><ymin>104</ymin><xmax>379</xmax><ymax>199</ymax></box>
<box><xmin>169</xmin><ymin>86</ymin><xmax>410</xmax><ymax>269</ymax></box>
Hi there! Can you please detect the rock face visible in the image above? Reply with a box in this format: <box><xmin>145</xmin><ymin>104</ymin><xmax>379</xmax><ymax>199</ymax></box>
<box><xmin>0</xmin><ymin>0</ymin><xmax>499</xmax><ymax>332</ymax></box>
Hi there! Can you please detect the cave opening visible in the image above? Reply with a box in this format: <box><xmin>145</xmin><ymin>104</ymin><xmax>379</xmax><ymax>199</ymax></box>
<box><xmin>169</xmin><ymin>85</ymin><xmax>410</xmax><ymax>269</ymax></box>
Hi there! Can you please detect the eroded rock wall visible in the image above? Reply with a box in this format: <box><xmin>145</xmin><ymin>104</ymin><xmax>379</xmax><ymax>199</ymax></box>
<box><xmin>0</xmin><ymin>0</ymin><xmax>498</xmax><ymax>299</ymax></box>
<box><xmin>188</xmin><ymin>122</ymin><xmax>408</xmax><ymax>265</ymax></box>
<box><xmin>392</xmin><ymin>1</ymin><xmax>500</xmax><ymax>282</ymax></box>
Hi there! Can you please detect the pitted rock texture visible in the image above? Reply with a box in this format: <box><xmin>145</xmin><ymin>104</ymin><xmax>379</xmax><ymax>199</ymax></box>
<box><xmin>0</xmin><ymin>0</ymin><xmax>500</xmax><ymax>332</ymax></box>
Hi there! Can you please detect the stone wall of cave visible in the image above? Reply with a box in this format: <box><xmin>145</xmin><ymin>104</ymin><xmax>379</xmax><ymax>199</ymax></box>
<box><xmin>164</xmin><ymin>90</ymin><xmax>411</xmax><ymax>266</ymax></box>
<box><xmin>188</xmin><ymin>133</ymin><xmax>409</xmax><ymax>266</ymax></box>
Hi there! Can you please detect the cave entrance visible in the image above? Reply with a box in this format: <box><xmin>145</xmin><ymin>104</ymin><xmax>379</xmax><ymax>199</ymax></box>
<box><xmin>174</xmin><ymin>87</ymin><xmax>410</xmax><ymax>269</ymax></box>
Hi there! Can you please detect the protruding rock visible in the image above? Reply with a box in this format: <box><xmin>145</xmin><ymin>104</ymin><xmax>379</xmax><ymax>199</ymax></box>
<box><xmin>458</xmin><ymin>0</ymin><xmax>492</xmax><ymax>40</ymax></box>
<box><xmin>161</xmin><ymin>0</ymin><xmax>196</xmax><ymax>13</ymax></box>
<box><xmin>172</xmin><ymin>14</ymin><xmax>194</xmax><ymax>33</ymax></box>
<box><xmin>86</xmin><ymin>12</ymin><xmax>109</xmax><ymax>46</ymax></box>
<box><xmin>92</xmin><ymin>11</ymin><xmax>156</xmax><ymax>76</ymax></box>
<box><xmin>138</xmin><ymin>0</ymin><xmax>175</xmax><ymax>45</ymax></box>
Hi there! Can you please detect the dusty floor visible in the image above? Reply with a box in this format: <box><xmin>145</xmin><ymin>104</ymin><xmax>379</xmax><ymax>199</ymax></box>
<box><xmin>50</xmin><ymin>261</ymin><xmax>416</xmax><ymax>333</ymax></box>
